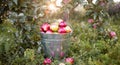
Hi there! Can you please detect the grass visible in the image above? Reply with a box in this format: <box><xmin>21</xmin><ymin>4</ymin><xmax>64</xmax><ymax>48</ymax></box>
<box><xmin>0</xmin><ymin>17</ymin><xmax>120</xmax><ymax>65</ymax></box>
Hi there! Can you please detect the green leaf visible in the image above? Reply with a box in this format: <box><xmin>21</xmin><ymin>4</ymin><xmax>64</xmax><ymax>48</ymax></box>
<box><xmin>13</xmin><ymin>0</ymin><xmax>18</xmax><ymax>5</ymax></box>
<box><xmin>5</xmin><ymin>42</ymin><xmax>10</xmax><ymax>52</ymax></box>
<box><xmin>86</xmin><ymin>10</ymin><xmax>93</xmax><ymax>16</ymax></box>
<box><xmin>93</xmin><ymin>13</ymin><xmax>97</xmax><ymax>20</ymax></box>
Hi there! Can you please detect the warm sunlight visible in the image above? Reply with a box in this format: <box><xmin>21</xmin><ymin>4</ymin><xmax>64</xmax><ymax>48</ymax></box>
<box><xmin>113</xmin><ymin>0</ymin><xmax>120</xmax><ymax>3</ymax></box>
<box><xmin>48</xmin><ymin>3</ymin><xmax>59</xmax><ymax>13</ymax></box>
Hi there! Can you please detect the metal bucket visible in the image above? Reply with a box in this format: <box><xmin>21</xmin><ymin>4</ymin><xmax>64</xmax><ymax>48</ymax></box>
<box><xmin>41</xmin><ymin>32</ymin><xmax>71</xmax><ymax>59</ymax></box>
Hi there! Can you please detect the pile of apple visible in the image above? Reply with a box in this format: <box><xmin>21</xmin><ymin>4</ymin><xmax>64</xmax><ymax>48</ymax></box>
<box><xmin>40</xmin><ymin>19</ymin><xmax>72</xmax><ymax>34</ymax></box>
<box><xmin>43</xmin><ymin>57</ymin><xmax>74</xmax><ymax>65</ymax></box>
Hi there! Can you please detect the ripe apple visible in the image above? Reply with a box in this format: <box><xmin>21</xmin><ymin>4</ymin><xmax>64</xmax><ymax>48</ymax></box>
<box><xmin>65</xmin><ymin>57</ymin><xmax>74</xmax><ymax>64</ymax></box>
<box><xmin>46</xmin><ymin>30</ymin><xmax>53</xmax><ymax>34</ymax></box>
<box><xmin>50</xmin><ymin>24</ymin><xmax>59</xmax><ymax>32</ymax></box>
<box><xmin>60</xmin><ymin>51</ymin><xmax>64</xmax><ymax>58</ymax></box>
<box><xmin>43</xmin><ymin>58</ymin><xmax>52</xmax><ymax>65</ymax></box>
<box><xmin>93</xmin><ymin>24</ymin><xmax>97</xmax><ymax>29</ymax></box>
<box><xmin>88</xmin><ymin>19</ymin><xmax>94</xmax><ymax>23</ymax></box>
<box><xmin>59</xmin><ymin>21</ymin><xmax>67</xmax><ymax>27</ymax></box>
<box><xmin>109</xmin><ymin>31</ymin><xmax>116</xmax><ymax>38</ymax></box>
<box><xmin>65</xmin><ymin>26</ymin><xmax>72</xmax><ymax>33</ymax></box>
<box><xmin>58</xmin><ymin>27</ymin><xmax>66</xmax><ymax>33</ymax></box>
<box><xmin>40</xmin><ymin>23</ymin><xmax>50</xmax><ymax>32</ymax></box>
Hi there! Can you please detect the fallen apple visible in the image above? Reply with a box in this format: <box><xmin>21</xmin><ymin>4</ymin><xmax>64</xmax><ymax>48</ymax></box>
<box><xmin>88</xmin><ymin>19</ymin><xmax>94</xmax><ymax>23</ymax></box>
<box><xmin>93</xmin><ymin>24</ymin><xmax>97</xmax><ymax>29</ymax></box>
<box><xmin>60</xmin><ymin>51</ymin><xmax>64</xmax><ymax>58</ymax></box>
<box><xmin>109</xmin><ymin>31</ymin><xmax>116</xmax><ymax>38</ymax></box>
<box><xmin>43</xmin><ymin>58</ymin><xmax>52</xmax><ymax>65</ymax></box>
<box><xmin>65</xmin><ymin>57</ymin><xmax>74</xmax><ymax>64</ymax></box>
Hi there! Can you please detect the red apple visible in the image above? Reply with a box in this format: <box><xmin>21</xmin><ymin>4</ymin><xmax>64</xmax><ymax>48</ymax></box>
<box><xmin>59</xmin><ymin>21</ymin><xmax>67</xmax><ymax>27</ymax></box>
<box><xmin>43</xmin><ymin>58</ymin><xmax>52</xmax><ymax>65</ymax></box>
<box><xmin>65</xmin><ymin>26</ymin><xmax>72</xmax><ymax>33</ymax></box>
<box><xmin>65</xmin><ymin>57</ymin><xmax>74</xmax><ymax>64</ymax></box>
<box><xmin>58</xmin><ymin>27</ymin><xmax>66</xmax><ymax>33</ymax></box>
<box><xmin>60</xmin><ymin>51</ymin><xmax>64</xmax><ymax>58</ymax></box>
<box><xmin>88</xmin><ymin>19</ymin><xmax>94</xmax><ymax>23</ymax></box>
<box><xmin>46</xmin><ymin>30</ymin><xmax>53</xmax><ymax>34</ymax></box>
<box><xmin>50</xmin><ymin>24</ymin><xmax>59</xmax><ymax>32</ymax></box>
<box><xmin>109</xmin><ymin>31</ymin><xmax>116</xmax><ymax>38</ymax></box>
<box><xmin>40</xmin><ymin>28</ymin><xmax>45</xmax><ymax>33</ymax></box>
<box><xmin>93</xmin><ymin>24</ymin><xmax>97</xmax><ymax>29</ymax></box>
<box><xmin>40</xmin><ymin>23</ymin><xmax>50</xmax><ymax>32</ymax></box>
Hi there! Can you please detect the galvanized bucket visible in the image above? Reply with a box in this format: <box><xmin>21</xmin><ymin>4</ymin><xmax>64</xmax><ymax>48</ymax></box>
<box><xmin>41</xmin><ymin>32</ymin><xmax>71</xmax><ymax>59</ymax></box>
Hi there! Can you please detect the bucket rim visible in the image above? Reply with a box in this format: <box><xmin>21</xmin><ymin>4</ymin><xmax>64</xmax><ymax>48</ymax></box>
<box><xmin>40</xmin><ymin>32</ymin><xmax>72</xmax><ymax>35</ymax></box>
